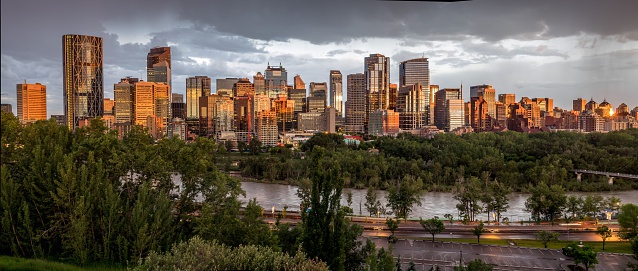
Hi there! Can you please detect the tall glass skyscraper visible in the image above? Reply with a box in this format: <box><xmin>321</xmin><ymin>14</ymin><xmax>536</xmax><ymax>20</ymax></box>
<box><xmin>186</xmin><ymin>76</ymin><xmax>211</xmax><ymax>119</ymax></box>
<box><xmin>63</xmin><ymin>34</ymin><xmax>103</xmax><ymax>129</ymax></box>
<box><xmin>364</xmin><ymin>54</ymin><xmax>390</xmax><ymax>126</ymax></box>
<box><xmin>399</xmin><ymin>57</ymin><xmax>430</xmax><ymax>127</ymax></box>
<box><xmin>329</xmin><ymin>70</ymin><xmax>343</xmax><ymax>115</ymax></box>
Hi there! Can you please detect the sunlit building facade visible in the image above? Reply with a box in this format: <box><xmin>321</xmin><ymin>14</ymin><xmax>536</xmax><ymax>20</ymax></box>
<box><xmin>16</xmin><ymin>82</ymin><xmax>47</xmax><ymax>124</ymax></box>
<box><xmin>186</xmin><ymin>76</ymin><xmax>211</xmax><ymax>119</ymax></box>
<box><xmin>63</xmin><ymin>34</ymin><xmax>104</xmax><ymax>129</ymax></box>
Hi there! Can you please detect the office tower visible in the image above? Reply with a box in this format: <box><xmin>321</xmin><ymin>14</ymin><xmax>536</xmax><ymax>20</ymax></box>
<box><xmin>388</xmin><ymin>83</ymin><xmax>398</xmax><ymax>110</ymax></box>
<box><xmin>532</xmin><ymin>98</ymin><xmax>554</xmax><ymax>115</ymax></box>
<box><xmin>217</xmin><ymin>78</ymin><xmax>240</xmax><ymax>97</ymax></box>
<box><xmin>134</xmin><ymin>81</ymin><xmax>170</xmax><ymax>138</ymax></box>
<box><xmin>63</xmin><ymin>34</ymin><xmax>104</xmax><ymax>129</ymax></box>
<box><xmin>470</xmin><ymin>84</ymin><xmax>495</xmax><ymax>119</ymax></box>
<box><xmin>171</xmin><ymin>93</ymin><xmax>185</xmax><ymax>119</ymax></box>
<box><xmin>288</xmin><ymin>89</ymin><xmax>307</xmax><ymax>114</ymax></box>
<box><xmin>114</xmin><ymin>77</ymin><xmax>138</xmax><ymax>125</ymax></box>
<box><xmin>294</xmin><ymin>75</ymin><xmax>306</xmax><ymax>90</ymax></box>
<box><xmin>397</xmin><ymin>83</ymin><xmax>426</xmax><ymax>130</ymax></box>
<box><xmin>470</xmin><ymin>97</ymin><xmax>490</xmax><ymax>132</ymax></box>
<box><xmin>521</xmin><ymin>100</ymin><xmax>541</xmax><ymax>127</ymax></box>
<box><xmin>429</xmin><ymin>85</ymin><xmax>439</xmax><ymax>125</ymax></box>
<box><xmin>172</xmin><ymin>93</ymin><xmax>183</xmax><ymax>103</ymax></box>
<box><xmin>399</xmin><ymin>57</ymin><xmax>430</xmax><ymax>124</ymax></box>
<box><xmin>272</xmin><ymin>95</ymin><xmax>295</xmax><ymax>132</ymax></box>
<box><xmin>578</xmin><ymin>110</ymin><xmax>604</xmax><ymax>132</ymax></box>
<box><xmin>329</xmin><ymin>70</ymin><xmax>343</xmax><ymax>115</ymax></box>
<box><xmin>103</xmin><ymin>98</ymin><xmax>114</xmax><ymax>115</ymax></box>
<box><xmin>495</xmin><ymin>101</ymin><xmax>507</xmax><ymax>127</ymax></box>
<box><xmin>215</xmin><ymin>97</ymin><xmax>234</xmax><ymax>135</ymax></box>
<box><xmin>434</xmin><ymin>88</ymin><xmax>461</xmax><ymax>130</ymax></box>
<box><xmin>1</xmin><ymin>104</ymin><xmax>12</xmax><ymax>114</ymax></box>
<box><xmin>365</xmin><ymin>54</ymin><xmax>390</xmax><ymax>121</ymax></box>
<box><xmin>345</xmin><ymin>73</ymin><xmax>366</xmax><ymax>133</ymax></box>
<box><xmin>233</xmin><ymin>78</ymin><xmax>255</xmax><ymax>97</ymax></box>
<box><xmin>234</xmin><ymin>95</ymin><xmax>252</xmax><ymax>143</ymax></box>
<box><xmin>308</xmin><ymin>82</ymin><xmax>327</xmax><ymax>112</ymax></box>
<box><xmin>254</xmin><ymin>72</ymin><xmax>266</xmax><ymax>95</ymax></box>
<box><xmin>167</xmin><ymin>118</ymin><xmax>186</xmax><ymax>140</ymax></box>
<box><xmin>254</xmin><ymin>94</ymin><xmax>272</xmax><ymax>116</ymax></box>
<box><xmin>147</xmin><ymin>47</ymin><xmax>171</xmax><ymax>86</ymax></box>
<box><xmin>498</xmin><ymin>94</ymin><xmax>516</xmax><ymax>105</ymax></box>
<box><xmin>256</xmin><ymin>109</ymin><xmax>278</xmax><ymax>146</ymax></box>
<box><xmin>199</xmin><ymin>94</ymin><xmax>221</xmax><ymax>137</ymax></box>
<box><xmin>265</xmin><ymin>63</ymin><xmax>287</xmax><ymax>98</ymax></box>
<box><xmin>186</xmin><ymin>76</ymin><xmax>211</xmax><ymax>119</ymax></box>
<box><xmin>16</xmin><ymin>82</ymin><xmax>47</xmax><ymax>124</ymax></box>
<box><xmin>446</xmin><ymin>99</ymin><xmax>465</xmax><ymax>132</ymax></box>
<box><xmin>573</xmin><ymin>98</ymin><xmax>587</xmax><ymax>112</ymax></box>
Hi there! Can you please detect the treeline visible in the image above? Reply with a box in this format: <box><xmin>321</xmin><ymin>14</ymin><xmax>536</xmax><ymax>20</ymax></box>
<box><xmin>0</xmin><ymin>112</ymin><xmax>328</xmax><ymax>270</ymax></box>
<box><xmin>240</xmin><ymin>130</ymin><xmax>638</xmax><ymax>192</ymax></box>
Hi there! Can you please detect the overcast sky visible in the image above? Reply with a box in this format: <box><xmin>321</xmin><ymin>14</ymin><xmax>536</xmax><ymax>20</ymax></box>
<box><xmin>2</xmin><ymin>0</ymin><xmax>637</xmax><ymax>116</ymax></box>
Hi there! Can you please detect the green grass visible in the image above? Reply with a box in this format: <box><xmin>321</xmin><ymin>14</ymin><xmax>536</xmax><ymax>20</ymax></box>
<box><xmin>429</xmin><ymin>238</ymin><xmax>632</xmax><ymax>254</ymax></box>
<box><xmin>0</xmin><ymin>256</ymin><xmax>125</xmax><ymax>271</ymax></box>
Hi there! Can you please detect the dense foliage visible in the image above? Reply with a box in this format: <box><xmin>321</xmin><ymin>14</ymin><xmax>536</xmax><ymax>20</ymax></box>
<box><xmin>135</xmin><ymin>236</ymin><xmax>329</xmax><ymax>271</ymax></box>
<box><xmin>241</xmin><ymin>130</ymin><xmax>638</xmax><ymax>192</ymax></box>
<box><xmin>0</xmin><ymin>112</ymin><xmax>363</xmax><ymax>269</ymax></box>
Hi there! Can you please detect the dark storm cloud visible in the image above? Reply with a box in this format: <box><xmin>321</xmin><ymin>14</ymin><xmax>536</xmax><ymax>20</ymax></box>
<box><xmin>177</xmin><ymin>0</ymin><xmax>638</xmax><ymax>44</ymax></box>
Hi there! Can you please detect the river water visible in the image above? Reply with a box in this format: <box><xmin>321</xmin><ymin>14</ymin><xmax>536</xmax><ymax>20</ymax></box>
<box><xmin>240</xmin><ymin>181</ymin><xmax>638</xmax><ymax>221</ymax></box>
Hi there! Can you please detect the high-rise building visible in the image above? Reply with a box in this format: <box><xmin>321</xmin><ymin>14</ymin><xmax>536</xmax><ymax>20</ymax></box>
<box><xmin>329</xmin><ymin>70</ymin><xmax>343</xmax><ymax>115</ymax></box>
<box><xmin>172</xmin><ymin>93</ymin><xmax>183</xmax><ymax>103</ymax></box>
<box><xmin>532</xmin><ymin>98</ymin><xmax>554</xmax><ymax>115</ymax></box>
<box><xmin>470</xmin><ymin>97</ymin><xmax>490</xmax><ymax>132</ymax></box>
<box><xmin>16</xmin><ymin>82</ymin><xmax>47</xmax><ymax>124</ymax></box>
<box><xmin>233</xmin><ymin>78</ymin><xmax>255</xmax><ymax>97</ymax></box>
<box><xmin>498</xmin><ymin>94</ymin><xmax>516</xmax><ymax>105</ymax></box>
<box><xmin>134</xmin><ymin>81</ymin><xmax>170</xmax><ymax>138</ymax></box>
<box><xmin>434</xmin><ymin>88</ymin><xmax>461</xmax><ymax>130</ymax></box>
<box><xmin>147</xmin><ymin>46</ymin><xmax>171</xmax><ymax>86</ymax></box>
<box><xmin>446</xmin><ymin>99</ymin><xmax>465</xmax><ymax>132</ymax></box>
<box><xmin>1</xmin><ymin>104</ymin><xmax>12</xmax><ymax>114</ymax></box>
<box><xmin>114</xmin><ymin>77</ymin><xmax>138</xmax><ymax>125</ymax></box>
<box><xmin>217</xmin><ymin>78</ymin><xmax>240</xmax><ymax>97</ymax></box>
<box><xmin>234</xmin><ymin>95</ymin><xmax>252</xmax><ymax>143</ymax></box>
<box><xmin>256</xmin><ymin>109</ymin><xmax>278</xmax><ymax>146</ymax></box>
<box><xmin>365</xmin><ymin>54</ymin><xmax>390</xmax><ymax>124</ymax></box>
<box><xmin>397</xmin><ymin>83</ymin><xmax>426</xmax><ymax>130</ymax></box>
<box><xmin>470</xmin><ymin>84</ymin><xmax>495</xmax><ymax>119</ymax></box>
<box><xmin>51</xmin><ymin>115</ymin><xmax>65</xmax><ymax>126</ymax></box>
<box><xmin>399</xmin><ymin>57</ymin><xmax>430</xmax><ymax>125</ymax></box>
<box><xmin>308</xmin><ymin>82</ymin><xmax>327</xmax><ymax>112</ymax></box>
<box><xmin>103</xmin><ymin>98</ymin><xmax>114</xmax><ymax>116</ymax></box>
<box><xmin>63</xmin><ymin>34</ymin><xmax>103</xmax><ymax>129</ymax></box>
<box><xmin>585</xmin><ymin>99</ymin><xmax>598</xmax><ymax>112</ymax></box>
<box><xmin>186</xmin><ymin>76</ymin><xmax>211</xmax><ymax>119</ymax></box>
<box><xmin>272</xmin><ymin>94</ymin><xmax>295</xmax><ymax>132</ymax></box>
<box><xmin>368</xmin><ymin>109</ymin><xmax>399</xmax><ymax>136</ymax></box>
<box><xmin>573</xmin><ymin>98</ymin><xmax>587</xmax><ymax>112</ymax></box>
<box><xmin>345</xmin><ymin>73</ymin><xmax>366</xmax><ymax>133</ymax></box>
<box><xmin>617</xmin><ymin>103</ymin><xmax>629</xmax><ymax>115</ymax></box>
<box><xmin>265</xmin><ymin>64</ymin><xmax>287</xmax><ymax>98</ymax></box>
<box><xmin>389</xmin><ymin>83</ymin><xmax>398</xmax><ymax>110</ymax></box>
<box><xmin>429</xmin><ymin>85</ymin><xmax>439</xmax><ymax>125</ymax></box>
<box><xmin>294</xmin><ymin>75</ymin><xmax>306</xmax><ymax>90</ymax></box>
<box><xmin>253</xmin><ymin>72</ymin><xmax>266</xmax><ymax>95</ymax></box>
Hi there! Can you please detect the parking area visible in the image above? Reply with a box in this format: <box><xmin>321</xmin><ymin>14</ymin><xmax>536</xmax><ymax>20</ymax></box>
<box><xmin>368</xmin><ymin>238</ymin><xmax>635</xmax><ymax>271</ymax></box>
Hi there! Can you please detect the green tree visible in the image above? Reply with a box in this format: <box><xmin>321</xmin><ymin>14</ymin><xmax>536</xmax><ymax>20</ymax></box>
<box><xmin>564</xmin><ymin>195</ymin><xmax>583</xmax><ymax>222</ymax></box>
<box><xmin>386</xmin><ymin>175</ymin><xmax>423</xmax><ymax>219</ymax></box>
<box><xmin>365</xmin><ymin>187</ymin><xmax>381</xmax><ymax>217</ymax></box>
<box><xmin>596</xmin><ymin>225</ymin><xmax>612</xmax><ymax>250</ymax></box>
<box><xmin>248</xmin><ymin>138</ymin><xmax>262</xmax><ymax>155</ymax></box>
<box><xmin>301</xmin><ymin>133</ymin><xmax>346</xmax><ymax>152</ymax></box>
<box><xmin>454</xmin><ymin>177</ymin><xmax>483</xmax><ymax>222</ymax></box>
<box><xmin>618</xmin><ymin>203</ymin><xmax>638</xmax><ymax>239</ymax></box>
<box><xmin>473</xmin><ymin>222</ymin><xmax>486</xmax><ymax>244</ymax></box>
<box><xmin>535</xmin><ymin>230</ymin><xmax>560</xmax><ymax>248</ymax></box>
<box><xmin>567</xmin><ymin>243</ymin><xmax>598</xmax><ymax>271</ymax></box>
<box><xmin>386</xmin><ymin>218</ymin><xmax>400</xmax><ymax>243</ymax></box>
<box><xmin>524</xmin><ymin>182</ymin><xmax>567</xmax><ymax>224</ymax></box>
<box><xmin>301</xmin><ymin>147</ymin><xmax>355</xmax><ymax>271</ymax></box>
<box><xmin>420</xmin><ymin>218</ymin><xmax>445</xmax><ymax>241</ymax></box>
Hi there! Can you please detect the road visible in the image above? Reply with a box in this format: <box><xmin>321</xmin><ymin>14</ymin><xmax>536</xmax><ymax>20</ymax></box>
<box><xmin>369</xmin><ymin>237</ymin><xmax>636</xmax><ymax>271</ymax></box>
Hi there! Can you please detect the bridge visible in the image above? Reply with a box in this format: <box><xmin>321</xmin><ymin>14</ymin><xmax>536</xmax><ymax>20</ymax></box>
<box><xmin>572</xmin><ymin>169</ymin><xmax>638</xmax><ymax>184</ymax></box>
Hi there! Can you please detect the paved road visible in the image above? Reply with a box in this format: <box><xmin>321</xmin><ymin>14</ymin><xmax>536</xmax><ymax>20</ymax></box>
<box><xmin>368</xmin><ymin>237</ymin><xmax>636</xmax><ymax>271</ymax></box>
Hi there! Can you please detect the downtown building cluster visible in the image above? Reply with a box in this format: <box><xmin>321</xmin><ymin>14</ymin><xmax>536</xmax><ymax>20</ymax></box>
<box><xmin>3</xmin><ymin>34</ymin><xmax>638</xmax><ymax>147</ymax></box>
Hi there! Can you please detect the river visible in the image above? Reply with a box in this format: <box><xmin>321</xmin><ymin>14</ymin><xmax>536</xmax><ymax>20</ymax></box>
<box><xmin>239</xmin><ymin>181</ymin><xmax>638</xmax><ymax>221</ymax></box>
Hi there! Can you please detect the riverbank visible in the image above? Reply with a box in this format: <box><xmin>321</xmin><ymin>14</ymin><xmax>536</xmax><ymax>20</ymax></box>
<box><xmin>0</xmin><ymin>256</ymin><xmax>125</xmax><ymax>271</ymax></box>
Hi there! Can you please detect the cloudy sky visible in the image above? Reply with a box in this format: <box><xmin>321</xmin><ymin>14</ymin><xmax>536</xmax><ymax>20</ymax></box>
<box><xmin>2</xmin><ymin>0</ymin><xmax>637</xmax><ymax>116</ymax></box>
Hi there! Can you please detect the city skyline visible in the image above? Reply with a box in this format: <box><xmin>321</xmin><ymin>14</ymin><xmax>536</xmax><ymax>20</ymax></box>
<box><xmin>1</xmin><ymin>0</ymin><xmax>638</xmax><ymax>116</ymax></box>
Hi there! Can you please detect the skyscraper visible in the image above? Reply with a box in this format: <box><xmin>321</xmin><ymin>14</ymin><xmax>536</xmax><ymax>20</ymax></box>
<box><xmin>265</xmin><ymin>63</ymin><xmax>287</xmax><ymax>98</ymax></box>
<box><xmin>345</xmin><ymin>73</ymin><xmax>366</xmax><ymax>133</ymax></box>
<box><xmin>470</xmin><ymin>84</ymin><xmax>496</xmax><ymax>119</ymax></box>
<box><xmin>16</xmin><ymin>82</ymin><xmax>47</xmax><ymax>124</ymax></box>
<box><xmin>1</xmin><ymin>104</ymin><xmax>12</xmax><ymax>115</ymax></box>
<box><xmin>365</xmin><ymin>54</ymin><xmax>390</xmax><ymax>124</ymax></box>
<box><xmin>308</xmin><ymin>82</ymin><xmax>327</xmax><ymax>112</ymax></box>
<box><xmin>294</xmin><ymin>75</ymin><xmax>306</xmax><ymax>90</ymax></box>
<box><xmin>573</xmin><ymin>98</ymin><xmax>587</xmax><ymax>112</ymax></box>
<box><xmin>434</xmin><ymin>88</ymin><xmax>462</xmax><ymax>131</ymax></box>
<box><xmin>186</xmin><ymin>76</ymin><xmax>211</xmax><ymax>119</ymax></box>
<box><xmin>329</xmin><ymin>70</ymin><xmax>343</xmax><ymax>115</ymax></box>
<box><xmin>114</xmin><ymin>77</ymin><xmax>138</xmax><ymax>125</ymax></box>
<box><xmin>63</xmin><ymin>34</ymin><xmax>103</xmax><ymax>129</ymax></box>
<box><xmin>399</xmin><ymin>57</ymin><xmax>430</xmax><ymax>127</ymax></box>
<box><xmin>217</xmin><ymin>78</ymin><xmax>240</xmax><ymax>97</ymax></box>
<box><xmin>147</xmin><ymin>47</ymin><xmax>171</xmax><ymax>93</ymax></box>
<box><xmin>253</xmin><ymin>72</ymin><xmax>266</xmax><ymax>95</ymax></box>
